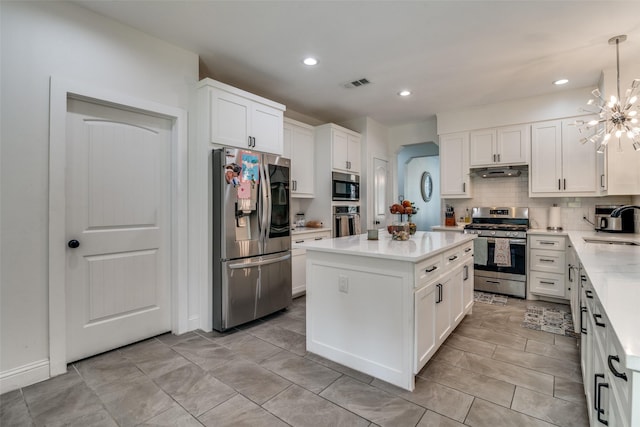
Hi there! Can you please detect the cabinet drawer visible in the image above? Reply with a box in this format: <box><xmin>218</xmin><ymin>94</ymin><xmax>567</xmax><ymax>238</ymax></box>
<box><xmin>530</xmin><ymin>249</ymin><xmax>565</xmax><ymax>274</ymax></box>
<box><xmin>529</xmin><ymin>235</ymin><xmax>565</xmax><ymax>251</ymax></box>
<box><xmin>607</xmin><ymin>331</ymin><xmax>632</xmax><ymax>417</ymax></box>
<box><xmin>415</xmin><ymin>255</ymin><xmax>443</xmax><ymax>287</ymax></box>
<box><xmin>529</xmin><ymin>271</ymin><xmax>566</xmax><ymax>298</ymax></box>
<box><xmin>292</xmin><ymin>231</ymin><xmax>331</xmax><ymax>244</ymax></box>
<box><xmin>461</xmin><ymin>241</ymin><xmax>474</xmax><ymax>259</ymax></box>
<box><xmin>443</xmin><ymin>245</ymin><xmax>464</xmax><ymax>268</ymax></box>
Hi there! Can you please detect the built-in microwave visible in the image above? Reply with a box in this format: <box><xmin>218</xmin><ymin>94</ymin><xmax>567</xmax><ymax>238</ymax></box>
<box><xmin>332</xmin><ymin>172</ymin><xmax>360</xmax><ymax>201</ymax></box>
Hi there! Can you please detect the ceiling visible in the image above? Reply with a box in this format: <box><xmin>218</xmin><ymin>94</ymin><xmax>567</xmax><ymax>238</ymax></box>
<box><xmin>73</xmin><ymin>1</ymin><xmax>640</xmax><ymax>127</ymax></box>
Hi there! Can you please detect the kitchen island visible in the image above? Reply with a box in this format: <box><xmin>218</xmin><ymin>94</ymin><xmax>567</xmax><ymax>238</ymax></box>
<box><xmin>295</xmin><ymin>231</ymin><xmax>475</xmax><ymax>391</ymax></box>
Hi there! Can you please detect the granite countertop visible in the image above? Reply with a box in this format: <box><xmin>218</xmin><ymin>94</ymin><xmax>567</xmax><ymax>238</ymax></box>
<box><xmin>565</xmin><ymin>231</ymin><xmax>640</xmax><ymax>370</ymax></box>
<box><xmin>294</xmin><ymin>230</ymin><xmax>475</xmax><ymax>263</ymax></box>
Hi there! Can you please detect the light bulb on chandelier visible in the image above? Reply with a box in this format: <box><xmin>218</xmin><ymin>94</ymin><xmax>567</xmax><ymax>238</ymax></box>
<box><xmin>576</xmin><ymin>35</ymin><xmax>640</xmax><ymax>153</ymax></box>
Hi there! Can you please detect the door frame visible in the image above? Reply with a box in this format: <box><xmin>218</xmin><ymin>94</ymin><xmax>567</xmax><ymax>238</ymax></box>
<box><xmin>48</xmin><ymin>77</ymin><xmax>189</xmax><ymax>376</ymax></box>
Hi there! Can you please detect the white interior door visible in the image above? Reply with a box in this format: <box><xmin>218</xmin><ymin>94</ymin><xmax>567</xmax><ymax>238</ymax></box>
<box><xmin>65</xmin><ymin>99</ymin><xmax>172</xmax><ymax>362</ymax></box>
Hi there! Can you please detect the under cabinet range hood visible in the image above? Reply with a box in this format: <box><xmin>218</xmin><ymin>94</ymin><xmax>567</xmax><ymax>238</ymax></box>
<box><xmin>473</xmin><ymin>166</ymin><xmax>526</xmax><ymax>178</ymax></box>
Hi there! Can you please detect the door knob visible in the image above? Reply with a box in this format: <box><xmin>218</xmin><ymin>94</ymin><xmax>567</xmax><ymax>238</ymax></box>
<box><xmin>67</xmin><ymin>239</ymin><xmax>80</xmax><ymax>249</ymax></box>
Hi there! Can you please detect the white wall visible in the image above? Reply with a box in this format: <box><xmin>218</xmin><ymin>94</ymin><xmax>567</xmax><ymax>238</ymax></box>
<box><xmin>0</xmin><ymin>1</ymin><xmax>198</xmax><ymax>387</ymax></box>
<box><xmin>436</xmin><ymin>87</ymin><xmax>594</xmax><ymax>134</ymax></box>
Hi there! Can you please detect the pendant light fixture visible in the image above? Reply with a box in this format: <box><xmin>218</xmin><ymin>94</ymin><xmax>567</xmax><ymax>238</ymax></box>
<box><xmin>576</xmin><ymin>35</ymin><xmax>640</xmax><ymax>152</ymax></box>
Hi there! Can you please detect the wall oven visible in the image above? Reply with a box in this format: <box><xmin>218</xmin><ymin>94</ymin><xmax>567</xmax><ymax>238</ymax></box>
<box><xmin>463</xmin><ymin>207</ymin><xmax>529</xmax><ymax>299</ymax></box>
<box><xmin>332</xmin><ymin>172</ymin><xmax>359</xmax><ymax>201</ymax></box>
<box><xmin>333</xmin><ymin>205</ymin><xmax>361</xmax><ymax>237</ymax></box>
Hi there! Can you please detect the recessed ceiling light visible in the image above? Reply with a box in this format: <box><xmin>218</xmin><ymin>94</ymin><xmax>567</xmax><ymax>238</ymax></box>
<box><xmin>303</xmin><ymin>57</ymin><xmax>318</xmax><ymax>66</ymax></box>
<box><xmin>398</xmin><ymin>90</ymin><xmax>411</xmax><ymax>97</ymax></box>
<box><xmin>553</xmin><ymin>79</ymin><xmax>569</xmax><ymax>85</ymax></box>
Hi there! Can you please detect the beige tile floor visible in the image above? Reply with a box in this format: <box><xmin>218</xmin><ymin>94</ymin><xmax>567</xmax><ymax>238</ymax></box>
<box><xmin>0</xmin><ymin>295</ymin><xmax>589</xmax><ymax>426</ymax></box>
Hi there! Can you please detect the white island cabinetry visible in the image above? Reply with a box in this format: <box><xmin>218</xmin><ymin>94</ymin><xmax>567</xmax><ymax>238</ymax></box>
<box><xmin>298</xmin><ymin>231</ymin><xmax>474</xmax><ymax>390</ymax></box>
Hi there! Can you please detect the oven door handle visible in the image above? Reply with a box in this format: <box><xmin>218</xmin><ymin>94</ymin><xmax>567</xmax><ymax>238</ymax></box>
<box><xmin>484</xmin><ymin>238</ymin><xmax>526</xmax><ymax>245</ymax></box>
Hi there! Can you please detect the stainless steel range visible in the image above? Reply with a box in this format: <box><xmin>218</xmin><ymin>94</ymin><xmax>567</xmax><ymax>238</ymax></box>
<box><xmin>463</xmin><ymin>207</ymin><xmax>529</xmax><ymax>298</ymax></box>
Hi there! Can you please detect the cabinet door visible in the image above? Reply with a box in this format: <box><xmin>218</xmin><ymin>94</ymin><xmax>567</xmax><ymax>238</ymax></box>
<box><xmin>332</xmin><ymin>129</ymin><xmax>350</xmax><ymax>171</ymax></box>
<box><xmin>347</xmin><ymin>134</ymin><xmax>361</xmax><ymax>173</ymax></box>
<box><xmin>291</xmin><ymin>125</ymin><xmax>315</xmax><ymax>197</ymax></box>
<box><xmin>605</xmin><ymin>141</ymin><xmax>640</xmax><ymax>195</ymax></box>
<box><xmin>469</xmin><ymin>129</ymin><xmax>497</xmax><ymax>167</ymax></box>
<box><xmin>291</xmin><ymin>248</ymin><xmax>306</xmax><ymax>297</ymax></box>
<box><xmin>497</xmin><ymin>125</ymin><xmax>529</xmax><ymax>164</ymax></box>
<box><xmin>450</xmin><ymin>268</ymin><xmax>464</xmax><ymax>326</ymax></box>
<box><xmin>414</xmin><ymin>283</ymin><xmax>437</xmax><ymax>373</ymax></box>
<box><xmin>251</xmin><ymin>102</ymin><xmax>283</xmax><ymax>155</ymax></box>
<box><xmin>531</xmin><ymin>120</ymin><xmax>562</xmax><ymax>193</ymax></box>
<box><xmin>435</xmin><ymin>275</ymin><xmax>452</xmax><ymax>345</ymax></box>
<box><xmin>462</xmin><ymin>260</ymin><xmax>474</xmax><ymax>313</ymax></box>
<box><xmin>561</xmin><ymin>121</ymin><xmax>597</xmax><ymax>193</ymax></box>
<box><xmin>210</xmin><ymin>89</ymin><xmax>250</xmax><ymax>148</ymax></box>
<box><xmin>440</xmin><ymin>132</ymin><xmax>470</xmax><ymax>198</ymax></box>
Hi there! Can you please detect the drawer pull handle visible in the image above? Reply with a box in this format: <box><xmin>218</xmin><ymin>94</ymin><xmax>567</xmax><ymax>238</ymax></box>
<box><xmin>594</xmin><ymin>373</ymin><xmax>604</xmax><ymax>412</ymax></box>
<box><xmin>540</xmin><ymin>280</ymin><xmax>555</xmax><ymax>285</ymax></box>
<box><xmin>580</xmin><ymin>306</ymin><xmax>587</xmax><ymax>334</ymax></box>
<box><xmin>314</xmin><ymin>237</ymin><xmax>323</xmax><ymax>240</ymax></box>
<box><xmin>539</xmin><ymin>241</ymin><xmax>555</xmax><ymax>245</ymax></box>
<box><xmin>607</xmin><ymin>355</ymin><xmax>628</xmax><ymax>381</ymax></box>
<box><xmin>464</xmin><ymin>247</ymin><xmax>472</xmax><ymax>253</ymax></box>
<box><xmin>585</xmin><ymin>290</ymin><xmax>594</xmax><ymax>299</ymax></box>
<box><xmin>486</xmin><ymin>280</ymin><xmax>500</xmax><ymax>284</ymax></box>
<box><xmin>593</xmin><ymin>313</ymin><xmax>606</xmax><ymax>328</ymax></box>
<box><xmin>425</xmin><ymin>266</ymin><xmax>438</xmax><ymax>273</ymax></box>
<box><xmin>539</xmin><ymin>258</ymin><xmax>555</xmax><ymax>263</ymax></box>
<box><xmin>448</xmin><ymin>255</ymin><xmax>458</xmax><ymax>261</ymax></box>
<box><xmin>295</xmin><ymin>240</ymin><xmax>304</xmax><ymax>243</ymax></box>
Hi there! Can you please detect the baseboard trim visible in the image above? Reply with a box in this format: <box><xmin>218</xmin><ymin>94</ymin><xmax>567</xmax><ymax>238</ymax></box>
<box><xmin>0</xmin><ymin>359</ymin><xmax>51</xmax><ymax>394</ymax></box>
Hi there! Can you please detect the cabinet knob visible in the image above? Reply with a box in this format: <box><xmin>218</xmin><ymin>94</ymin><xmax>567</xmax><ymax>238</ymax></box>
<box><xmin>68</xmin><ymin>239</ymin><xmax>80</xmax><ymax>249</ymax></box>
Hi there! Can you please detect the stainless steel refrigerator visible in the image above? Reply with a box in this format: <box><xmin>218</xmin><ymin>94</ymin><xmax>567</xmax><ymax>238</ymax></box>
<box><xmin>212</xmin><ymin>148</ymin><xmax>292</xmax><ymax>331</ymax></box>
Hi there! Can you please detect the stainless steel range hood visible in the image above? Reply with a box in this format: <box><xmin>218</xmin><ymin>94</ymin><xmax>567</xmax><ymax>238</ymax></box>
<box><xmin>473</xmin><ymin>166</ymin><xmax>525</xmax><ymax>178</ymax></box>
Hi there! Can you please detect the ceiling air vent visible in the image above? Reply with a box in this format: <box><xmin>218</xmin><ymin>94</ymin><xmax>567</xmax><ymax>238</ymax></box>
<box><xmin>344</xmin><ymin>78</ymin><xmax>371</xmax><ymax>89</ymax></box>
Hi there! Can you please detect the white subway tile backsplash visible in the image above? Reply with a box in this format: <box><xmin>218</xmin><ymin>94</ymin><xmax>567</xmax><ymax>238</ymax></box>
<box><xmin>444</xmin><ymin>172</ymin><xmax>634</xmax><ymax>231</ymax></box>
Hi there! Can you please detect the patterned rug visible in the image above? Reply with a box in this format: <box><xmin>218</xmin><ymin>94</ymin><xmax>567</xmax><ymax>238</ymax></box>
<box><xmin>473</xmin><ymin>291</ymin><xmax>508</xmax><ymax>306</ymax></box>
<box><xmin>522</xmin><ymin>306</ymin><xmax>579</xmax><ymax>338</ymax></box>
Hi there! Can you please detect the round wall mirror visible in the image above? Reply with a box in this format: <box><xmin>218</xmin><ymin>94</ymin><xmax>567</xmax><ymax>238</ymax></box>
<box><xmin>421</xmin><ymin>171</ymin><xmax>433</xmax><ymax>203</ymax></box>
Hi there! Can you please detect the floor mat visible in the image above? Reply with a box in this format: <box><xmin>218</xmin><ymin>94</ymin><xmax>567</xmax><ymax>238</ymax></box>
<box><xmin>522</xmin><ymin>305</ymin><xmax>579</xmax><ymax>338</ymax></box>
<box><xmin>473</xmin><ymin>291</ymin><xmax>508</xmax><ymax>306</ymax></box>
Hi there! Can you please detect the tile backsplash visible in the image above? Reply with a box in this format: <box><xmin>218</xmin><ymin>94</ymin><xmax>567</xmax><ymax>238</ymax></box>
<box><xmin>444</xmin><ymin>171</ymin><xmax>636</xmax><ymax>232</ymax></box>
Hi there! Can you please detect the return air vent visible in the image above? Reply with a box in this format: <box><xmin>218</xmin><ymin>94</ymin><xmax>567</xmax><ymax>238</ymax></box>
<box><xmin>344</xmin><ymin>78</ymin><xmax>371</xmax><ymax>88</ymax></box>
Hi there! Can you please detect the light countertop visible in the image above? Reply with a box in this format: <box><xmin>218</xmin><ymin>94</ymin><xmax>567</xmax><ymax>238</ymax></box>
<box><xmin>294</xmin><ymin>230</ymin><xmax>475</xmax><ymax>263</ymax></box>
<box><xmin>564</xmin><ymin>231</ymin><xmax>640</xmax><ymax>370</ymax></box>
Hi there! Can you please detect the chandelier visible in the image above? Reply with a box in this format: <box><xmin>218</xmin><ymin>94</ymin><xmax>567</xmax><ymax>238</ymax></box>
<box><xmin>577</xmin><ymin>35</ymin><xmax>640</xmax><ymax>152</ymax></box>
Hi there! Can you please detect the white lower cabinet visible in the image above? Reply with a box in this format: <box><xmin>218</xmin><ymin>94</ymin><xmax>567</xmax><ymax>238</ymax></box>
<box><xmin>414</xmin><ymin>282</ymin><xmax>437</xmax><ymax>371</ymax></box>
<box><xmin>291</xmin><ymin>230</ymin><xmax>331</xmax><ymax>296</ymax></box>
<box><xmin>528</xmin><ymin>234</ymin><xmax>568</xmax><ymax>299</ymax></box>
<box><xmin>415</xmin><ymin>241</ymin><xmax>472</xmax><ymax>374</ymax></box>
<box><xmin>580</xmin><ymin>267</ymin><xmax>637</xmax><ymax>427</ymax></box>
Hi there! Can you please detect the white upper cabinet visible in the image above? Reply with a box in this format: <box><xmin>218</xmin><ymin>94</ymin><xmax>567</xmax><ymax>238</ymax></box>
<box><xmin>199</xmin><ymin>78</ymin><xmax>285</xmax><ymax>155</ymax></box>
<box><xmin>469</xmin><ymin>124</ymin><xmax>529</xmax><ymax>167</ymax></box>
<box><xmin>530</xmin><ymin>119</ymin><xmax>597</xmax><ymax>196</ymax></box>
<box><xmin>604</xmin><ymin>141</ymin><xmax>640</xmax><ymax>195</ymax></box>
<box><xmin>283</xmin><ymin>118</ymin><xmax>315</xmax><ymax>198</ymax></box>
<box><xmin>440</xmin><ymin>132</ymin><xmax>471</xmax><ymax>198</ymax></box>
<box><xmin>331</xmin><ymin>129</ymin><xmax>361</xmax><ymax>173</ymax></box>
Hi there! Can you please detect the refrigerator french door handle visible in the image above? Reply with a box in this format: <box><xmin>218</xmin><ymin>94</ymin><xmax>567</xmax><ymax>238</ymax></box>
<box><xmin>228</xmin><ymin>253</ymin><xmax>292</xmax><ymax>269</ymax></box>
<box><xmin>262</xmin><ymin>161</ymin><xmax>272</xmax><ymax>247</ymax></box>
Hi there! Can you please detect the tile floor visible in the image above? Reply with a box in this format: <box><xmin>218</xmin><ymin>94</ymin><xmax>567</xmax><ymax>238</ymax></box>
<box><xmin>0</xmin><ymin>295</ymin><xmax>589</xmax><ymax>427</ymax></box>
